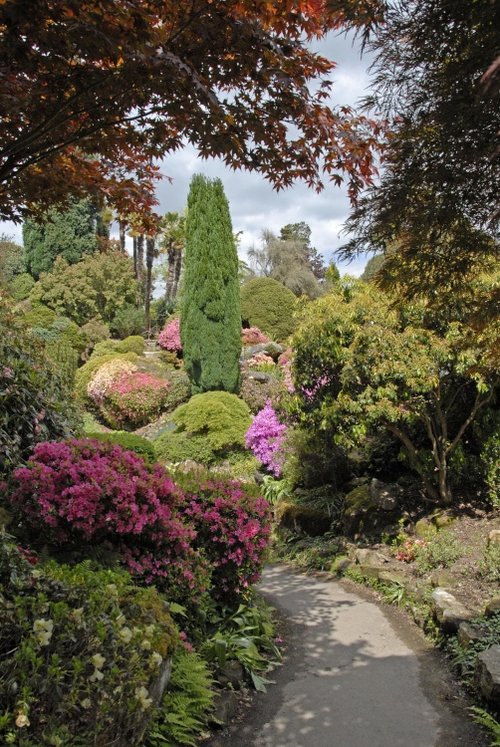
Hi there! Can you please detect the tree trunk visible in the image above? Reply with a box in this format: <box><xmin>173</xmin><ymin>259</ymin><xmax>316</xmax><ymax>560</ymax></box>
<box><xmin>172</xmin><ymin>249</ymin><xmax>182</xmax><ymax>300</ymax></box>
<box><xmin>145</xmin><ymin>236</ymin><xmax>155</xmax><ymax>335</ymax></box>
<box><xmin>136</xmin><ymin>234</ymin><xmax>144</xmax><ymax>283</ymax></box>
<box><xmin>133</xmin><ymin>236</ymin><xmax>137</xmax><ymax>276</ymax></box>
<box><xmin>165</xmin><ymin>242</ymin><xmax>176</xmax><ymax>303</ymax></box>
<box><xmin>118</xmin><ymin>219</ymin><xmax>127</xmax><ymax>252</ymax></box>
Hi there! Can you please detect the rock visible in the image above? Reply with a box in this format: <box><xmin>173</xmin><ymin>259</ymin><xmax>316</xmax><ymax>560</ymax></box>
<box><xmin>241</xmin><ymin>342</ymin><xmax>284</xmax><ymax>361</ymax></box>
<box><xmin>358</xmin><ymin>564</ymin><xmax>388</xmax><ymax>581</ymax></box>
<box><xmin>415</xmin><ymin>518</ymin><xmax>438</xmax><ymax>540</ymax></box>
<box><xmin>432</xmin><ymin>511</ymin><xmax>455</xmax><ymax>529</ymax></box>
<box><xmin>329</xmin><ymin>556</ymin><xmax>352</xmax><ymax>575</ymax></box>
<box><xmin>133</xmin><ymin>656</ymin><xmax>173</xmax><ymax>744</ymax></box>
<box><xmin>274</xmin><ymin>502</ymin><xmax>331</xmax><ymax>537</ymax></box>
<box><xmin>246</xmin><ymin>371</ymin><xmax>272</xmax><ymax>383</ymax></box>
<box><xmin>457</xmin><ymin>622</ymin><xmax>490</xmax><ymax>648</ymax></box>
<box><xmin>411</xmin><ymin>606</ymin><xmax>428</xmax><ymax>630</ymax></box>
<box><xmin>369</xmin><ymin>478</ymin><xmax>400</xmax><ymax>511</ymax></box>
<box><xmin>431</xmin><ymin>588</ymin><xmax>473</xmax><ymax>633</ymax></box>
<box><xmin>217</xmin><ymin>661</ymin><xmax>245</xmax><ymax>689</ymax></box>
<box><xmin>429</xmin><ymin>570</ymin><xmax>457</xmax><ymax>588</ymax></box>
<box><xmin>476</xmin><ymin>645</ymin><xmax>500</xmax><ymax>706</ymax></box>
<box><xmin>485</xmin><ymin>596</ymin><xmax>500</xmax><ymax>617</ymax></box>
<box><xmin>354</xmin><ymin>548</ymin><xmax>390</xmax><ymax>566</ymax></box>
<box><xmin>211</xmin><ymin>690</ymin><xmax>239</xmax><ymax>725</ymax></box>
<box><xmin>378</xmin><ymin>569</ymin><xmax>407</xmax><ymax>585</ymax></box>
<box><xmin>488</xmin><ymin>530</ymin><xmax>500</xmax><ymax>546</ymax></box>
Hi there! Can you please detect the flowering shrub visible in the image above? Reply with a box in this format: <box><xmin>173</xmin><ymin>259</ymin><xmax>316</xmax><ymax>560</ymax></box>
<box><xmin>395</xmin><ymin>537</ymin><xmax>428</xmax><ymax>563</ymax></box>
<box><xmin>0</xmin><ymin>539</ymin><xmax>177</xmax><ymax>747</ymax></box>
<box><xmin>158</xmin><ymin>317</ymin><xmax>182</xmax><ymax>353</ymax></box>
<box><xmin>179</xmin><ymin>472</ymin><xmax>271</xmax><ymax>603</ymax></box>
<box><xmin>246</xmin><ymin>352</ymin><xmax>275</xmax><ymax>368</ymax></box>
<box><xmin>9</xmin><ymin>439</ymin><xmax>209</xmax><ymax>606</ymax></box>
<box><xmin>278</xmin><ymin>348</ymin><xmax>295</xmax><ymax>392</ymax></box>
<box><xmin>245</xmin><ymin>401</ymin><xmax>287</xmax><ymax>477</ymax></box>
<box><xmin>241</xmin><ymin>327</ymin><xmax>270</xmax><ymax>345</ymax></box>
<box><xmin>87</xmin><ymin>360</ymin><xmax>172</xmax><ymax>429</ymax></box>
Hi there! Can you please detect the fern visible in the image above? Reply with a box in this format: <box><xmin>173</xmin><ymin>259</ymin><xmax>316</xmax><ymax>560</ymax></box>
<box><xmin>146</xmin><ymin>649</ymin><xmax>214</xmax><ymax>747</ymax></box>
<box><xmin>470</xmin><ymin>707</ymin><xmax>500</xmax><ymax>746</ymax></box>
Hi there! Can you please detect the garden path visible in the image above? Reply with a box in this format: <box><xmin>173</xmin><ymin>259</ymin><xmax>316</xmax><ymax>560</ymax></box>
<box><xmin>206</xmin><ymin>564</ymin><xmax>487</xmax><ymax>747</ymax></box>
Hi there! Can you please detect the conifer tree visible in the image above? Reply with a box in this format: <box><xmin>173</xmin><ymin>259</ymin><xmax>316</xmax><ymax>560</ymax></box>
<box><xmin>181</xmin><ymin>175</ymin><xmax>241</xmax><ymax>393</ymax></box>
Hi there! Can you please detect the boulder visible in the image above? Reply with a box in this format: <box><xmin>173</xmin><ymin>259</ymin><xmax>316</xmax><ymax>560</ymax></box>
<box><xmin>431</xmin><ymin>588</ymin><xmax>473</xmax><ymax>633</ymax></box>
<box><xmin>354</xmin><ymin>548</ymin><xmax>390</xmax><ymax>566</ymax></box>
<box><xmin>369</xmin><ymin>478</ymin><xmax>401</xmax><ymax>511</ymax></box>
<box><xmin>211</xmin><ymin>690</ymin><xmax>239</xmax><ymax>726</ymax></box>
<box><xmin>342</xmin><ymin>480</ymin><xmax>401</xmax><ymax>538</ymax></box>
<box><xmin>329</xmin><ymin>556</ymin><xmax>352</xmax><ymax>575</ymax></box>
<box><xmin>431</xmin><ymin>511</ymin><xmax>455</xmax><ymax>529</ymax></box>
<box><xmin>241</xmin><ymin>342</ymin><xmax>284</xmax><ymax>361</ymax></box>
<box><xmin>476</xmin><ymin>645</ymin><xmax>500</xmax><ymax>706</ymax></box>
<box><xmin>274</xmin><ymin>502</ymin><xmax>331</xmax><ymax>537</ymax></box>
<box><xmin>485</xmin><ymin>596</ymin><xmax>500</xmax><ymax>617</ymax></box>
<box><xmin>429</xmin><ymin>570</ymin><xmax>457</xmax><ymax>589</ymax></box>
<box><xmin>217</xmin><ymin>661</ymin><xmax>245</xmax><ymax>690</ymax></box>
<box><xmin>245</xmin><ymin>371</ymin><xmax>272</xmax><ymax>383</ymax></box>
<box><xmin>457</xmin><ymin>622</ymin><xmax>490</xmax><ymax>648</ymax></box>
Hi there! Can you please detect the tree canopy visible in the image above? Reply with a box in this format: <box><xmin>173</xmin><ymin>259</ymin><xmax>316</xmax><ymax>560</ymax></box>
<box><xmin>0</xmin><ymin>0</ymin><xmax>383</xmax><ymax>226</ymax></box>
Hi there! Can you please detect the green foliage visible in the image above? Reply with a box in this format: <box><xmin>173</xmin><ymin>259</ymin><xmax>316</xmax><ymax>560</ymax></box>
<box><xmin>239</xmin><ymin>373</ymin><xmax>287</xmax><ymax>414</ymax></box>
<box><xmin>117</xmin><ymin>335</ymin><xmax>146</xmax><ymax>355</ymax></box>
<box><xmin>281</xmin><ymin>427</ymin><xmax>350</xmax><ymax>491</ymax></box>
<box><xmin>146</xmin><ymin>649</ymin><xmax>214</xmax><ymax>747</ymax></box>
<box><xmin>80</xmin><ymin>317</ymin><xmax>110</xmax><ymax>351</ymax></box>
<box><xmin>86</xmin><ymin>431</ymin><xmax>156</xmax><ymax>463</ymax></box>
<box><xmin>111</xmin><ymin>305</ymin><xmax>145</xmax><ymax>338</ymax></box>
<box><xmin>0</xmin><ymin>298</ymin><xmax>79</xmax><ymax>478</ymax></box>
<box><xmin>479</xmin><ymin>543</ymin><xmax>500</xmax><ymax>584</ymax></box>
<box><xmin>481</xmin><ymin>427</ymin><xmax>500</xmax><ymax>507</ymax></box>
<box><xmin>414</xmin><ymin>531</ymin><xmax>461</xmax><ymax>575</ymax></box>
<box><xmin>0</xmin><ymin>538</ymin><xmax>177</xmax><ymax>747</ymax></box>
<box><xmin>30</xmin><ymin>252</ymin><xmax>139</xmax><ymax>325</ymax></box>
<box><xmin>21</xmin><ymin>303</ymin><xmax>57</xmax><ymax>329</ymax></box>
<box><xmin>447</xmin><ymin>614</ymin><xmax>500</xmax><ymax>686</ymax></box>
<box><xmin>10</xmin><ymin>272</ymin><xmax>35</xmax><ymax>300</ymax></box>
<box><xmin>240</xmin><ymin>276</ymin><xmax>297</xmax><ymax>341</ymax></box>
<box><xmin>23</xmin><ymin>198</ymin><xmax>99</xmax><ymax>278</ymax></box>
<box><xmin>360</xmin><ymin>253</ymin><xmax>385</xmax><ymax>282</ymax></box>
<box><xmin>469</xmin><ymin>707</ymin><xmax>500</xmax><ymax>746</ymax></box>
<box><xmin>154</xmin><ymin>430</ymin><xmax>217</xmax><ymax>466</ymax></box>
<box><xmin>172</xmin><ymin>392</ymin><xmax>251</xmax><ymax>452</ymax></box>
<box><xmin>29</xmin><ymin>313</ymin><xmax>87</xmax><ymax>357</ymax></box>
<box><xmin>181</xmin><ymin>174</ymin><xmax>241</xmax><ymax>393</ymax></box>
<box><xmin>44</xmin><ymin>340</ymin><xmax>79</xmax><ymax>385</ymax></box>
<box><xmin>0</xmin><ymin>234</ymin><xmax>25</xmax><ymax>285</ymax></box>
<box><xmin>203</xmin><ymin>600</ymin><xmax>281</xmax><ymax>692</ymax></box>
<box><xmin>74</xmin><ymin>352</ymin><xmax>138</xmax><ymax>402</ymax></box>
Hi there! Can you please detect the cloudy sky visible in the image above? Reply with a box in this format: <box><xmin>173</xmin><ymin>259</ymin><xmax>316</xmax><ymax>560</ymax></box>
<box><xmin>1</xmin><ymin>31</ymin><xmax>373</xmax><ymax>276</ymax></box>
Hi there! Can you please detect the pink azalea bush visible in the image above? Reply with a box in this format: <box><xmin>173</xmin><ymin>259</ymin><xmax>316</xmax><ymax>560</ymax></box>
<box><xmin>245</xmin><ymin>400</ymin><xmax>287</xmax><ymax>477</ymax></box>
<box><xmin>158</xmin><ymin>317</ymin><xmax>182</xmax><ymax>353</ymax></box>
<box><xmin>180</xmin><ymin>473</ymin><xmax>271</xmax><ymax>603</ymax></box>
<box><xmin>241</xmin><ymin>327</ymin><xmax>270</xmax><ymax>345</ymax></box>
<box><xmin>9</xmin><ymin>439</ymin><xmax>209</xmax><ymax>606</ymax></box>
<box><xmin>278</xmin><ymin>348</ymin><xmax>295</xmax><ymax>393</ymax></box>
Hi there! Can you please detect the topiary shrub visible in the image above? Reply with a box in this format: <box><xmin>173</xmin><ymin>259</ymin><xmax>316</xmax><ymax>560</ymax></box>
<box><xmin>86</xmin><ymin>431</ymin><xmax>156</xmax><ymax>463</ymax></box>
<box><xmin>0</xmin><ymin>298</ymin><xmax>79</xmax><ymax>479</ymax></box>
<box><xmin>44</xmin><ymin>339</ymin><xmax>79</xmax><ymax>385</ymax></box>
<box><xmin>117</xmin><ymin>334</ymin><xmax>146</xmax><ymax>355</ymax></box>
<box><xmin>0</xmin><ymin>538</ymin><xmax>177</xmax><ymax>747</ymax></box>
<box><xmin>240</xmin><ymin>277</ymin><xmax>297</xmax><ymax>341</ymax></box>
<box><xmin>111</xmin><ymin>304</ymin><xmax>145</xmax><ymax>338</ymax></box>
<box><xmin>178</xmin><ymin>471</ymin><xmax>271</xmax><ymax>604</ymax></box>
<box><xmin>173</xmin><ymin>392</ymin><xmax>251</xmax><ymax>452</ymax></box>
<box><xmin>8</xmin><ymin>439</ymin><xmax>210</xmax><ymax>607</ymax></box>
<box><xmin>154</xmin><ymin>430</ymin><xmax>218</xmax><ymax>466</ymax></box>
<box><xmin>245</xmin><ymin>401</ymin><xmax>287</xmax><ymax>477</ymax></box>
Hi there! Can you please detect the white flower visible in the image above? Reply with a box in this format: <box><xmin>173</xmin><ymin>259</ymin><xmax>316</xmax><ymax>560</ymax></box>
<box><xmin>151</xmin><ymin>651</ymin><xmax>163</xmax><ymax>667</ymax></box>
<box><xmin>89</xmin><ymin>668</ymin><xmax>104</xmax><ymax>682</ymax></box>
<box><xmin>135</xmin><ymin>686</ymin><xmax>153</xmax><ymax>710</ymax></box>
<box><xmin>91</xmin><ymin>653</ymin><xmax>105</xmax><ymax>669</ymax></box>
<box><xmin>119</xmin><ymin>626</ymin><xmax>133</xmax><ymax>643</ymax></box>
<box><xmin>81</xmin><ymin>698</ymin><xmax>91</xmax><ymax>710</ymax></box>
<box><xmin>33</xmin><ymin>618</ymin><xmax>54</xmax><ymax>646</ymax></box>
<box><xmin>141</xmin><ymin>639</ymin><xmax>152</xmax><ymax>651</ymax></box>
<box><xmin>15</xmin><ymin>713</ymin><xmax>30</xmax><ymax>728</ymax></box>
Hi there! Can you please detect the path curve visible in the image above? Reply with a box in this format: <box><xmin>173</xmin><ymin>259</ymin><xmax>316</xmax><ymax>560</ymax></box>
<box><xmin>207</xmin><ymin>564</ymin><xmax>487</xmax><ymax>747</ymax></box>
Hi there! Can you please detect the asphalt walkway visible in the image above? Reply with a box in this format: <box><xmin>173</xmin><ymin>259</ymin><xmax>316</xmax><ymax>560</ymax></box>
<box><xmin>208</xmin><ymin>564</ymin><xmax>487</xmax><ymax>747</ymax></box>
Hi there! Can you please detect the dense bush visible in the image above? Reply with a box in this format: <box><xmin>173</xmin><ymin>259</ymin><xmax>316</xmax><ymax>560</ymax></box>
<box><xmin>245</xmin><ymin>401</ymin><xmax>287</xmax><ymax>477</ymax></box>
<box><xmin>154</xmin><ymin>431</ymin><xmax>217</xmax><ymax>466</ymax></box>
<box><xmin>0</xmin><ymin>538</ymin><xmax>177</xmax><ymax>747</ymax></box>
<box><xmin>281</xmin><ymin>427</ymin><xmax>351</xmax><ymax>490</ymax></box>
<box><xmin>74</xmin><ymin>351</ymin><xmax>138</xmax><ymax>401</ymax></box>
<box><xmin>117</xmin><ymin>335</ymin><xmax>146</xmax><ymax>355</ymax></box>
<box><xmin>174</xmin><ymin>392</ymin><xmax>251</xmax><ymax>451</ymax></box>
<box><xmin>158</xmin><ymin>317</ymin><xmax>182</xmax><ymax>353</ymax></box>
<box><xmin>241</xmin><ymin>326</ymin><xmax>270</xmax><ymax>345</ymax></box>
<box><xmin>239</xmin><ymin>372</ymin><xmax>287</xmax><ymax>414</ymax></box>
<box><xmin>8</xmin><ymin>439</ymin><xmax>210</xmax><ymax>606</ymax></box>
<box><xmin>0</xmin><ymin>299</ymin><xmax>79</xmax><ymax>478</ymax></box>
<box><xmin>10</xmin><ymin>272</ymin><xmax>35</xmax><ymax>300</ymax></box>
<box><xmin>86</xmin><ymin>431</ymin><xmax>156</xmax><ymax>463</ymax></box>
<box><xmin>178</xmin><ymin>471</ymin><xmax>271</xmax><ymax>603</ymax></box>
<box><xmin>240</xmin><ymin>277</ymin><xmax>297</xmax><ymax>341</ymax></box>
<box><xmin>481</xmin><ymin>422</ymin><xmax>499</xmax><ymax>507</ymax></box>
<box><xmin>111</xmin><ymin>305</ymin><xmax>145</xmax><ymax>338</ymax></box>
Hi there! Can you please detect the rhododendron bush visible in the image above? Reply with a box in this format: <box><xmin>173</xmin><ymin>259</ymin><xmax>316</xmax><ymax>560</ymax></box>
<box><xmin>179</xmin><ymin>472</ymin><xmax>271</xmax><ymax>604</ymax></box>
<box><xmin>87</xmin><ymin>359</ymin><xmax>171</xmax><ymax>428</ymax></box>
<box><xmin>245</xmin><ymin>401</ymin><xmax>287</xmax><ymax>477</ymax></box>
<box><xmin>241</xmin><ymin>327</ymin><xmax>270</xmax><ymax>345</ymax></box>
<box><xmin>9</xmin><ymin>439</ymin><xmax>209</xmax><ymax>606</ymax></box>
<box><xmin>158</xmin><ymin>317</ymin><xmax>182</xmax><ymax>353</ymax></box>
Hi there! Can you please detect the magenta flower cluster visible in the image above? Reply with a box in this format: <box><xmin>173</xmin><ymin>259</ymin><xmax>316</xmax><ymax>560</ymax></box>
<box><xmin>245</xmin><ymin>400</ymin><xmax>287</xmax><ymax>477</ymax></box>
<box><xmin>158</xmin><ymin>317</ymin><xmax>182</xmax><ymax>352</ymax></box>
<box><xmin>182</xmin><ymin>476</ymin><xmax>271</xmax><ymax>602</ymax></box>
<box><xmin>10</xmin><ymin>439</ymin><xmax>208</xmax><ymax>604</ymax></box>
<box><xmin>241</xmin><ymin>327</ymin><xmax>270</xmax><ymax>345</ymax></box>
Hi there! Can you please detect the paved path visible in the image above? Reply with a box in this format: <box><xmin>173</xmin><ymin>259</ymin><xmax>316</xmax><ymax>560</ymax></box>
<box><xmin>208</xmin><ymin>565</ymin><xmax>486</xmax><ymax>747</ymax></box>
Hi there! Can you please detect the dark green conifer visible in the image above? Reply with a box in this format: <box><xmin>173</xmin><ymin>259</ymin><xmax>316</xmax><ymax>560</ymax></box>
<box><xmin>181</xmin><ymin>174</ymin><xmax>241</xmax><ymax>393</ymax></box>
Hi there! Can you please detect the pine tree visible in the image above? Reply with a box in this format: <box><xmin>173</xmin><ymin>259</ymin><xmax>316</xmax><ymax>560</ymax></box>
<box><xmin>181</xmin><ymin>174</ymin><xmax>241</xmax><ymax>393</ymax></box>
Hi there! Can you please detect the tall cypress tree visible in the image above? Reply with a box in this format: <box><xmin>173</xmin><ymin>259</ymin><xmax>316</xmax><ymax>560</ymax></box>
<box><xmin>181</xmin><ymin>174</ymin><xmax>241</xmax><ymax>393</ymax></box>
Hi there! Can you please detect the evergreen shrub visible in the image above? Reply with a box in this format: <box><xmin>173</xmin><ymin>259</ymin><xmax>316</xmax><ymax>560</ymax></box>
<box><xmin>240</xmin><ymin>277</ymin><xmax>297</xmax><ymax>341</ymax></box>
<box><xmin>0</xmin><ymin>538</ymin><xmax>177</xmax><ymax>747</ymax></box>
<box><xmin>86</xmin><ymin>431</ymin><xmax>156</xmax><ymax>463</ymax></box>
<box><xmin>174</xmin><ymin>392</ymin><xmax>251</xmax><ymax>451</ymax></box>
<box><xmin>111</xmin><ymin>305</ymin><xmax>145</xmax><ymax>338</ymax></box>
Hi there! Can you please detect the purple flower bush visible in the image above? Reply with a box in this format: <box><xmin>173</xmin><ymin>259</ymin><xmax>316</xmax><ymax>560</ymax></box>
<box><xmin>245</xmin><ymin>400</ymin><xmax>287</xmax><ymax>477</ymax></box>
<box><xmin>158</xmin><ymin>317</ymin><xmax>182</xmax><ymax>353</ymax></box>
<box><xmin>9</xmin><ymin>439</ymin><xmax>209</xmax><ymax>606</ymax></box>
<box><xmin>179</xmin><ymin>473</ymin><xmax>271</xmax><ymax>603</ymax></box>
